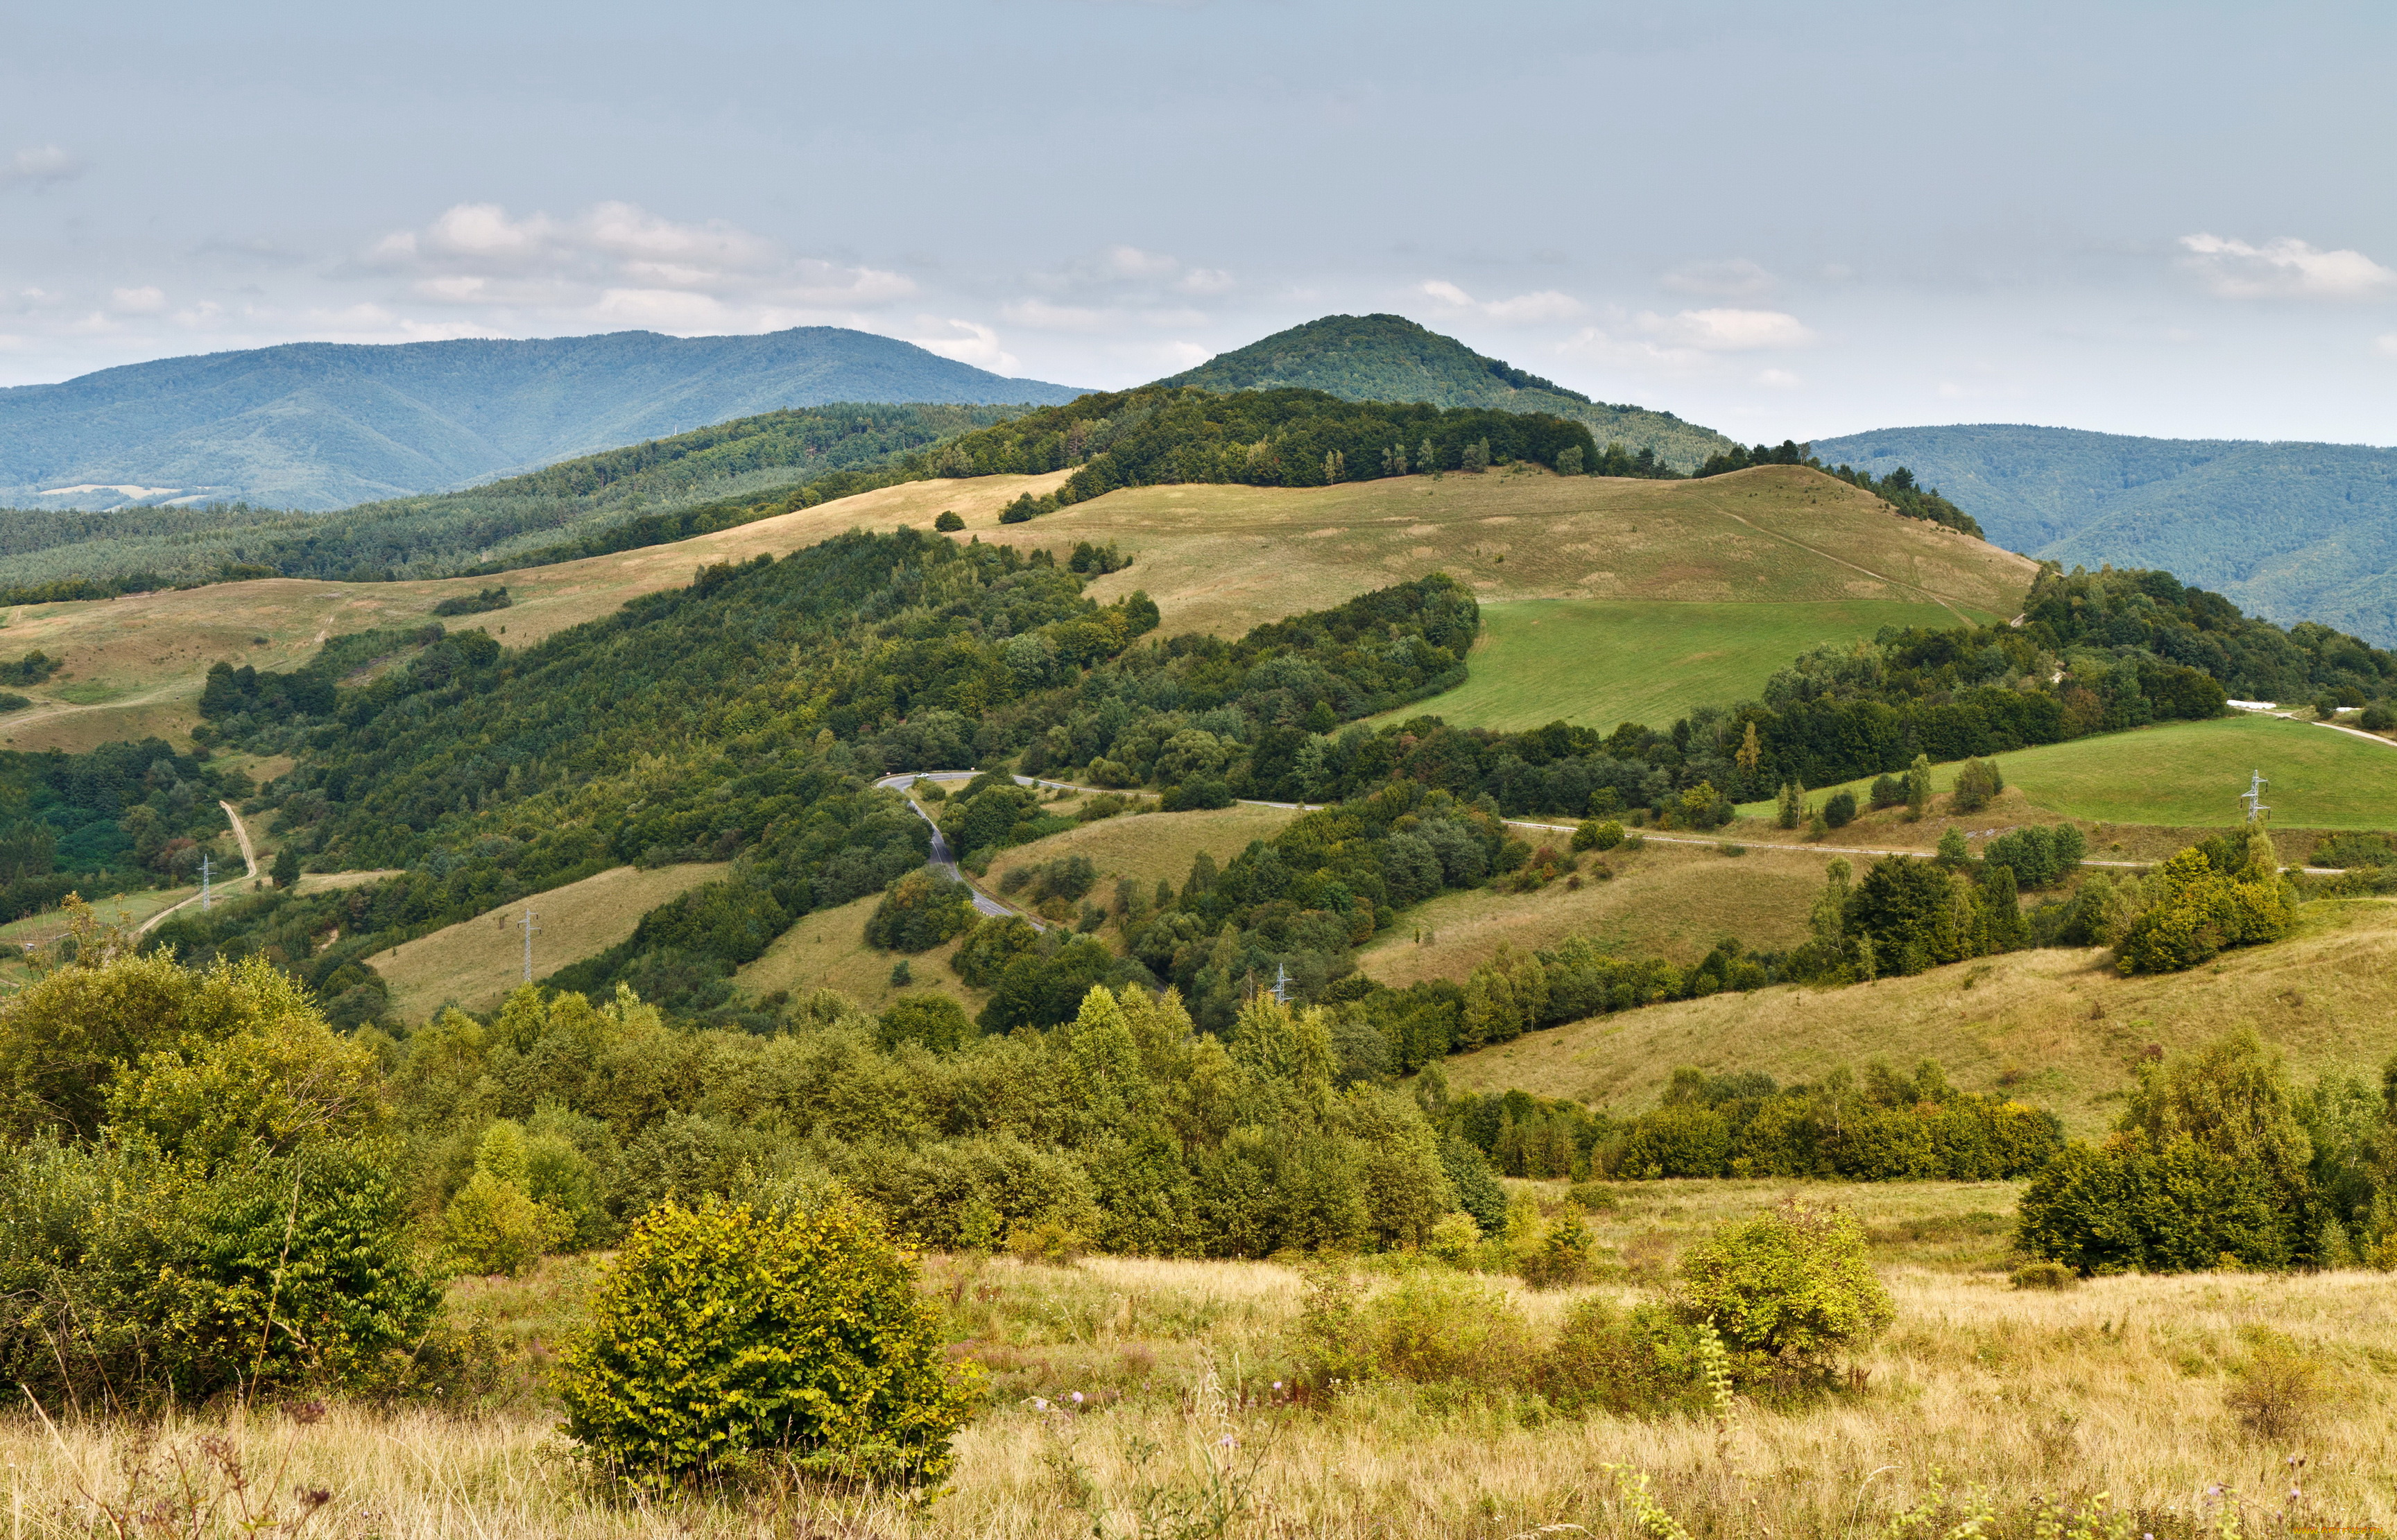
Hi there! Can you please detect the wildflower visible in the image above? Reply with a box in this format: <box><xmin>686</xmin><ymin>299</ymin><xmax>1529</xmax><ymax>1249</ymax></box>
<box><xmin>1032</xmin><ymin>1398</ymin><xmax>1048</xmax><ymax>1411</ymax></box>
<box><xmin>1071</xmin><ymin>1391</ymin><xmax>1083</xmax><ymax>1403</ymax></box>
<box><xmin>1218</xmin><ymin>1435</ymin><xmax>1237</xmax><ymax>1448</ymax></box>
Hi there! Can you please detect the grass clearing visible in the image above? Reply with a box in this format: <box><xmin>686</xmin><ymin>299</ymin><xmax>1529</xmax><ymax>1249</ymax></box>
<box><xmin>1441</xmin><ymin>896</ymin><xmax>2397</xmax><ymax>1137</ymax></box>
<box><xmin>735</xmin><ymin>892</ymin><xmax>986</xmax><ymax>1015</ymax></box>
<box><xmin>10</xmin><ymin>1210</ymin><xmax>2396</xmax><ymax>1537</ymax></box>
<box><xmin>1735</xmin><ymin>713</ymin><xmax>2397</xmax><ymax>833</ymax></box>
<box><xmin>1359</xmin><ymin>838</ymin><xmax>1825</xmax><ymax>985</ymax></box>
<box><xmin>368</xmin><ymin>861</ymin><xmax>726</xmax><ymax>1023</ymax></box>
<box><xmin>1391</xmin><ymin>596</ymin><xmax>1987</xmax><ymax>734</ymax></box>
<box><xmin>986</xmin><ymin>802</ymin><xmax>1299</xmax><ymax>902</ymax></box>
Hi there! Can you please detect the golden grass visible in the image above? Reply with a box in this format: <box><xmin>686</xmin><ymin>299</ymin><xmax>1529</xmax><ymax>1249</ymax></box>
<box><xmin>986</xmin><ymin>803</ymin><xmax>1299</xmax><ymax>902</ymax></box>
<box><xmin>1049</xmin><ymin>463</ymin><xmax>2036</xmax><ymax>639</ymax></box>
<box><xmin>0</xmin><ymin>474</ymin><xmax>1072</xmax><ymax>752</ymax></box>
<box><xmin>368</xmin><ymin>862</ymin><xmax>727</xmax><ymax>1024</ymax></box>
<box><xmin>1442</xmin><ymin>897</ymin><xmax>2397</xmax><ymax>1136</ymax></box>
<box><xmin>734</xmin><ymin>892</ymin><xmax>986</xmax><ymax>1016</ymax></box>
<box><xmin>5</xmin><ymin>1204</ymin><xmax>2391</xmax><ymax>1538</ymax></box>
<box><xmin>1359</xmin><ymin>839</ymin><xmax>1823</xmax><ymax>986</ymax></box>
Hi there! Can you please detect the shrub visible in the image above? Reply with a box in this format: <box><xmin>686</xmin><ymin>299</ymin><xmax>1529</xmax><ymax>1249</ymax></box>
<box><xmin>1425</xmin><ymin>1210</ymin><xmax>1480</xmax><ymax>1263</ymax></box>
<box><xmin>1297</xmin><ymin>1268</ymin><xmax>1532</xmax><ymax>1392</ymax></box>
<box><xmin>1573</xmin><ymin>819</ymin><xmax>1624</xmax><ymax>852</ymax></box>
<box><xmin>560</xmin><ymin>1196</ymin><xmax>981</xmax><ymax>1487</ymax></box>
<box><xmin>1536</xmin><ymin>1297</ymin><xmax>1707</xmax><ymax>1419</ymax></box>
<box><xmin>2009</xmin><ymin>1259</ymin><xmax>2077</xmax><ymax>1290</ymax></box>
<box><xmin>933</xmin><ymin>510</ymin><xmax>964</xmax><ymax>532</ymax></box>
<box><xmin>1823</xmin><ymin>790</ymin><xmax>1857</xmax><ymax>829</ymax></box>
<box><xmin>1868</xmin><ymin>774</ymin><xmax>1905</xmax><ymax>809</ymax></box>
<box><xmin>441</xmin><ymin>1168</ymin><xmax>570</xmax><ymax>1277</ymax></box>
<box><xmin>2361</xmin><ymin>701</ymin><xmax>2396</xmax><ymax>732</ymax></box>
<box><xmin>2225</xmin><ymin>1329</ymin><xmax>2324</xmax><ymax>1440</ymax></box>
<box><xmin>864</xmin><ymin>870</ymin><xmax>978</xmax><ymax>953</ymax></box>
<box><xmin>1672</xmin><ymin>1198</ymin><xmax>1893</xmax><ymax>1385</ymax></box>
<box><xmin>1950</xmin><ymin>757</ymin><xmax>2003</xmax><ymax>814</ymax></box>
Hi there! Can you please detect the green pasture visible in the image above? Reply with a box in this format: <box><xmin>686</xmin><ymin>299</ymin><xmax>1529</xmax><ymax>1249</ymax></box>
<box><xmin>1735</xmin><ymin>713</ymin><xmax>2397</xmax><ymax>831</ymax></box>
<box><xmin>1391</xmin><ymin>597</ymin><xmax>1993</xmax><ymax>734</ymax></box>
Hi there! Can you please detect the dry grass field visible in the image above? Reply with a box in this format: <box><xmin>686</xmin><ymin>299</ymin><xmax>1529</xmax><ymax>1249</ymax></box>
<box><xmin>1442</xmin><ymin>896</ymin><xmax>2397</xmax><ymax>1136</ymax></box>
<box><xmin>6</xmin><ymin>1178</ymin><xmax>2390</xmax><ymax>1538</ymax></box>
<box><xmin>1357</xmin><ymin>837</ymin><xmax>1824</xmax><ymax>986</ymax></box>
<box><xmin>1056</xmin><ymin>463</ymin><xmax>2036</xmax><ymax>640</ymax></box>
<box><xmin>986</xmin><ymin>802</ymin><xmax>1299</xmax><ymax>901</ymax></box>
<box><xmin>368</xmin><ymin>862</ymin><xmax>727</xmax><ymax>1023</ymax></box>
<box><xmin>735</xmin><ymin>891</ymin><xmax>986</xmax><ymax>1015</ymax></box>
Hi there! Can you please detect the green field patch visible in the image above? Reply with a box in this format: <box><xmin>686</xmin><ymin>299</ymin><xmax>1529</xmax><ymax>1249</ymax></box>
<box><xmin>1388</xmin><ymin>597</ymin><xmax>1991</xmax><ymax>733</ymax></box>
<box><xmin>1737</xmin><ymin>713</ymin><xmax>2397</xmax><ymax>831</ymax></box>
<box><xmin>46</xmin><ymin>680</ymin><xmax>127</xmax><ymax>705</ymax></box>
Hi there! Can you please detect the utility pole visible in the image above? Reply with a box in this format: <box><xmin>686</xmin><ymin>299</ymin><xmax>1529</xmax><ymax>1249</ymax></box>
<box><xmin>200</xmin><ymin>853</ymin><xmax>212</xmax><ymax>911</ymax></box>
<box><xmin>1272</xmin><ymin>961</ymin><xmax>1289</xmax><ymax>1005</ymax></box>
<box><xmin>2242</xmin><ymin>770</ymin><xmax>2271</xmax><ymax>824</ymax></box>
<box><xmin>520</xmin><ymin>908</ymin><xmax>540</xmax><ymax>983</ymax></box>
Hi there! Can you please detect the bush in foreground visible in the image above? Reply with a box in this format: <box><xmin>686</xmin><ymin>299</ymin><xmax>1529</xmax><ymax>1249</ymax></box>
<box><xmin>1671</xmin><ymin>1197</ymin><xmax>1893</xmax><ymax>1386</ymax></box>
<box><xmin>560</xmin><ymin>1196</ymin><xmax>981</xmax><ymax>1489</ymax></box>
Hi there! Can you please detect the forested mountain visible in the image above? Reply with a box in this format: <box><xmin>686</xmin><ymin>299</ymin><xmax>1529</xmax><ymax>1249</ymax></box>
<box><xmin>0</xmin><ymin>329</ymin><xmax>1084</xmax><ymax>510</ymax></box>
<box><xmin>1812</xmin><ymin>424</ymin><xmax>2397</xmax><ymax>647</ymax></box>
<box><xmin>0</xmin><ymin>403</ymin><xmax>1023</xmax><ymax>593</ymax></box>
<box><xmin>1156</xmin><ymin>315</ymin><xmax>1735</xmax><ymax>472</ymax></box>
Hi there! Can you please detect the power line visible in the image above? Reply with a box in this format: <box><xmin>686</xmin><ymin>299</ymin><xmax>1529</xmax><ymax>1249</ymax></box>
<box><xmin>519</xmin><ymin>908</ymin><xmax>541</xmax><ymax>983</ymax></box>
<box><xmin>2241</xmin><ymin>769</ymin><xmax>2270</xmax><ymax>824</ymax></box>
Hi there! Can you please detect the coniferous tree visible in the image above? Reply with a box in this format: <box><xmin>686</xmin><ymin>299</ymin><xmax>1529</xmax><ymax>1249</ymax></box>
<box><xmin>1904</xmin><ymin>754</ymin><xmax>1934</xmax><ymax>822</ymax></box>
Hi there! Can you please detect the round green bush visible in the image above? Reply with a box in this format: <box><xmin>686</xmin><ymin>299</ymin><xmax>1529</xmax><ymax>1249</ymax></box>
<box><xmin>560</xmin><ymin>1197</ymin><xmax>981</xmax><ymax>1488</ymax></box>
<box><xmin>1672</xmin><ymin>1198</ymin><xmax>1893</xmax><ymax>1385</ymax></box>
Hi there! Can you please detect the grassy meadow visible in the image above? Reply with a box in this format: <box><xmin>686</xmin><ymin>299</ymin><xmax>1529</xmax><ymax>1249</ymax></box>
<box><xmin>1358</xmin><ymin>836</ymin><xmax>1824</xmax><ymax>985</ymax></box>
<box><xmin>1377</xmin><ymin>596</ymin><xmax>1988</xmax><ymax>734</ymax></box>
<box><xmin>1735</xmin><ymin>713</ymin><xmax>2397</xmax><ymax>833</ymax></box>
<box><xmin>1443</xmin><ymin>895</ymin><xmax>2397</xmax><ymax>1137</ymax></box>
<box><xmin>1052</xmin><ymin>462</ymin><xmax>2036</xmax><ymax>639</ymax></box>
<box><xmin>9</xmin><ymin>1178</ymin><xmax>2393</xmax><ymax>1538</ymax></box>
<box><xmin>368</xmin><ymin>861</ymin><xmax>728</xmax><ymax>1021</ymax></box>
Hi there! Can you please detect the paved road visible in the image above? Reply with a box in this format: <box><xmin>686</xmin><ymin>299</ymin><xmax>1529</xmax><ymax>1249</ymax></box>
<box><xmin>874</xmin><ymin>773</ymin><xmax>1045</xmax><ymax>928</ymax></box>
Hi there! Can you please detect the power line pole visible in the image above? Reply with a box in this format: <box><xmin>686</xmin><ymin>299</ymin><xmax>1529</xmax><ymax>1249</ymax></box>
<box><xmin>200</xmin><ymin>853</ymin><xmax>212</xmax><ymax>911</ymax></box>
<box><xmin>2242</xmin><ymin>769</ymin><xmax>2271</xmax><ymax>824</ymax></box>
<box><xmin>520</xmin><ymin>908</ymin><xmax>540</xmax><ymax>983</ymax></box>
<box><xmin>1272</xmin><ymin>961</ymin><xmax>1289</xmax><ymax>1005</ymax></box>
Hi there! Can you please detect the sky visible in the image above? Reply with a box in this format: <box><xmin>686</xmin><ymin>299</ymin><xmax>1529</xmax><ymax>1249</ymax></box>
<box><xmin>3</xmin><ymin>0</ymin><xmax>2394</xmax><ymax>446</ymax></box>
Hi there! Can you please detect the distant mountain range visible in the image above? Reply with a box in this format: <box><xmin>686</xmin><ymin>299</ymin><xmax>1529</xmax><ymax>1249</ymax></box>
<box><xmin>1811</xmin><ymin>424</ymin><xmax>2397</xmax><ymax>648</ymax></box>
<box><xmin>0</xmin><ymin>329</ymin><xmax>1085</xmax><ymax>511</ymax></box>
<box><xmin>1157</xmin><ymin>314</ymin><xmax>1736</xmax><ymax>471</ymax></box>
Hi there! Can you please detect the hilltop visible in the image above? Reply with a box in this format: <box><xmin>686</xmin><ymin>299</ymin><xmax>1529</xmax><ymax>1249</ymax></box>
<box><xmin>1157</xmin><ymin>314</ymin><xmax>1736</xmax><ymax>471</ymax></box>
<box><xmin>1813</xmin><ymin>423</ymin><xmax>2397</xmax><ymax>646</ymax></box>
<box><xmin>0</xmin><ymin>327</ymin><xmax>1084</xmax><ymax>511</ymax></box>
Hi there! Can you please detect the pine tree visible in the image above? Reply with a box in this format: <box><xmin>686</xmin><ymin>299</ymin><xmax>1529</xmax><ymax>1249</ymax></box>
<box><xmin>1419</xmin><ymin>438</ymin><xmax>1439</xmax><ymax>476</ymax></box>
<box><xmin>1294</xmin><ymin>737</ymin><xmax>1328</xmax><ymax>804</ymax></box>
<box><xmin>1737</xmin><ymin>720</ymin><xmax>1762</xmax><ymax>782</ymax></box>
<box><xmin>270</xmin><ymin>845</ymin><xmax>301</xmax><ymax>889</ymax></box>
<box><xmin>1776</xmin><ymin>780</ymin><xmax>1804</xmax><ymax>830</ymax></box>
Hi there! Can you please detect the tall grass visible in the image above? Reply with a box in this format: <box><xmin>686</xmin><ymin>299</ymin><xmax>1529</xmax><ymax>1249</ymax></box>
<box><xmin>2</xmin><ymin>1247</ymin><xmax>2388</xmax><ymax>1537</ymax></box>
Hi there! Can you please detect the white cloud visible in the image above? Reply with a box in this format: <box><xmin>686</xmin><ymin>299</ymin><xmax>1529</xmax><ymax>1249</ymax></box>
<box><xmin>1177</xmin><ymin>268</ymin><xmax>1235</xmax><ymax>295</ymax></box>
<box><xmin>0</xmin><ymin>145</ymin><xmax>85</xmax><ymax>191</ymax></box>
<box><xmin>1637</xmin><ymin>307</ymin><xmax>1812</xmax><ymax>351</ymax></box>
<box><xmin>2375</xmin><ymin>334</ymin><xmax>2397</xmax><ymax>360</ymax></box>
<box><xmin>1663</xmin><ymin>258</ymin><xmax>1776</xmax><ymax>298</ymax></box>
<box><xmin>905</xmin><ymin>318</ymin><xmax>1018</xmax><ymax>374</ymax></box>
<box><xmin>359</xmin><ymin>201</ymin><xmax>914</xmax><ymax>331</ymax></box>
<box><xmin>1418</xmin><ymin>279</ymin><xmax>1584</xmax><ymax>323</ymax></box>
<box><xmin>2179</xmin><ymin>233</ymin><xmax>2397</xmax><ymax>300</ymax></box>
<box><xmin>110</xmin><ymin>286</ymin><xmax>167</xmax><ymax>314</ymax></box>
<box><xmin>1103</xmin><ymin>245</ymin><xmax>1180</xmax><ymax>279</ymax></box>
<box><xmin>1755</xmin><ymin>368</ymin><xmax>1803</xmax><ymax>388</ymax></box>
<box><xmin>1002</xmin><ymin>299</ymin><xmax>1110</xmax><ymax>332</ymax></box>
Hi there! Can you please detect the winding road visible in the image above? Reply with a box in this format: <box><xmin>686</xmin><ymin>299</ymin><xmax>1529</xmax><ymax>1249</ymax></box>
<box><xmin>135</xmin><ymin>800</ymin><xmax>262</xmax><ymax>936</ymax></box>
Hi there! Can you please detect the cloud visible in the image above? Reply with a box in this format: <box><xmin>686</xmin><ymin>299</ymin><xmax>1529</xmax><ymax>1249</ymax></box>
<box><xmin>2376</xmin><ymin>334</ymin><xmax>2397</xmax><ymax>360</ymax></box>
<box><xmin>1418</xmin><ymin>279</ymin><xmax>1585</xmax><ymax>324</ymax></box>
<box><xmin>905</xmin><ymin>318</ymin><xmax>1019</xmax><ymax>374</ymax></box>
<box><xmin>1002</xmin><ymin>299</ymin><xmax>1110</xmax><ymax>332</ymax></box>
<box><xmin>359</xmin><ymin>201</ymin><xmax>914</xmax><ymax>329</ymax></box>
<box><xmin>1637</xmin><ymin>307</ymin><xmax>1813</xmax><ymax>351</ymax></box>
<box><xmin>1754</xmin><ymin>368</ymin><xmax>1803</xmax><ymax>388</ymax></box>
<box><xmin>2179</xmin><ymin>233</ymin><xmax>2397</xmax><ymax>300</ymax></box>
<box><xmin>0</xmin><ymin>145</ymin><xmax>85</xmax><ymax>191</ymax></box>
<box><xmin>1663</xmin><ymin>258</ymin><xmax>1776</xmax><ymax>298</ymax></box>
<box><xmin>110</xmin><ymin>286</ymin><xmax>167</xmax><ymax>315</ymax></box>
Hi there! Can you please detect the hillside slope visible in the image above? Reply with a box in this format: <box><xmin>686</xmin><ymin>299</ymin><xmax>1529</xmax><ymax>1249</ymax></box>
<box><xmin>1158</xmin><ymin>314</ymin><xmax>1735</xmax><ymax>471</ymax></box>
<box><xmin>1812</xmin><ymin>424</ymin><xmax>2397</xmax><ymax>646</ymax></box>
<box><xmin>0</xmin><ymin>329</ymin><xmax>1084</xmax><ymax>510</ymax></box>
<box><xmin>1441</xmin><ymin>897</ymin><xmax>2397</xmax><ymax>1139</ymax></box>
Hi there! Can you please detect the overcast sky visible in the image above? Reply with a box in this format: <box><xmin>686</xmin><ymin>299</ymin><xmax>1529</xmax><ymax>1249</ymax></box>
<box><xmin>4</xmin><ymin>0</ymin><xmax>2394</xmax><ymax>445</ymax></box>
